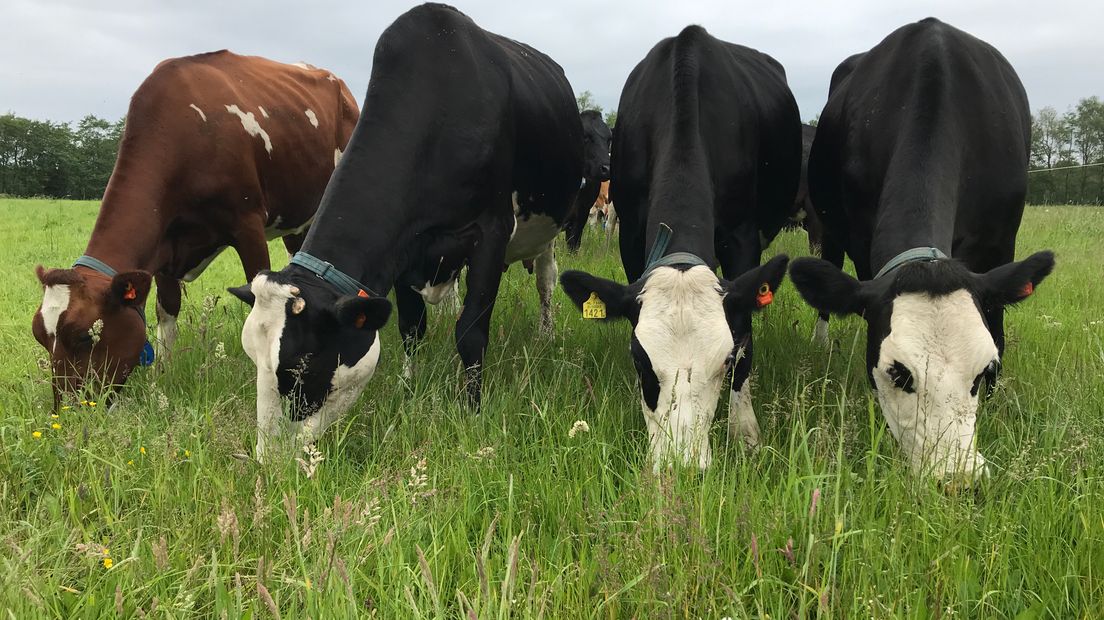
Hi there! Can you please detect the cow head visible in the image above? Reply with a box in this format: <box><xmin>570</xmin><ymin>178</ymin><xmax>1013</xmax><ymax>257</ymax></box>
<box><xmin>560</xmin><ymin>255</ymin><xmax>788</xmax><ymax>470</ymax></box>
<box><xmin>789</xmin><ymin>251</ymin><xmax>1054</xmax><ymax>480</ymax></box>
<box><xmin>32</xmin><ymin>266</ymin><xmax>151</xmax><ymax>407</ymax></box>
<box><xmin>580</xmin><ymin>110</ymin><xmax>612</xmax><ymax>182</ymax></box>
<box><xmin>229</xmin><ymin>271</ymin><xmax>391</xmax><ymax>461</ymax></box>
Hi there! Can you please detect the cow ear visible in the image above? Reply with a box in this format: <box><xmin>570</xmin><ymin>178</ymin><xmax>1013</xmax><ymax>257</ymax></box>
<box><xmin>108</xmin><ymin>271</ymin><xmax>152</xmax><ymax>308</ymax></box>
<box><xmin>722</xmin><ymin>254</ymin><xmax>789</xmax><ymax>314</ymax></box>
<box><xmin>333</xmin><ymin>295</ymin><xmax>392</xmax><ymax>331</ymax></box>
<box><xmin>789</xmin><ymin>257</ymin><xmax>869</xmax><ymax>316</ymax></box>
<box><xmin>559</xmin><ymin>270</ymin><xmax>639</xmax><ymax>323</ymax></box>
<box><xmin>977</xmin><ymin>250</ymin><xmax>1055</xmax><ymax>308</ymax></box>
<box><xmin>228</xmin><ymin>284</ymin><xmax>256</xmax><ymax>307</ymax></box>
<box><xmin>34</xmin><ymin>265</ymin><xmax>48</xmax><ymax>286</ymax></box>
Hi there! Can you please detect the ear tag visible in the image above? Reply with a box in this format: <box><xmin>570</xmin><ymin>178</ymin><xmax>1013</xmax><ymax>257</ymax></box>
<box><xmin>354</xmin><ymin>313</ymin><xmax>366</xmax><ymax>329</ymax></box>
<box><xmin>139</xmin><ymin>341</ymin><xmax>155</xmax><ymax>367</ymax></box>
<box><xmin>123</xmin><ymin>282</ymin><xmax>137</xmax><ymax>301</ymax></box>
<box><xmin>1020</xmin><ymin>282</ymin><xmax>1034</xmax><ymax>298</ymax></box>
<box><xmin>756</xmin><ymin>283</ymin><xmax>774</xmax><ymax>308</ymax></box>
<box><xmin>582</xmin><ymin>292</ymin><xmax>607</xmax><ymax>319</ymax></box>
<box><xmin>357</xmin><ymin>289</ymin><xmax>369</xmax><ymax>298</ymax></box>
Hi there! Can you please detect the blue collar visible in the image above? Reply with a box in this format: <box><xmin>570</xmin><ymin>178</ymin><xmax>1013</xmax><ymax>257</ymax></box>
<box><xmin>289</xmin><ymin>252</ymin><xmax>377</xmax><ymax>297</ymax></box>
<box><xmin>72</xmin><ymin>255</ymin><xmax>155</xmax><ymax>366</ymax></box>
<box><xmin>874</xmin><ymin>247</ymin><xmax>948</xmax><ymax>280</ymax></box>
<box><xmin>641</xmin><ymin>223</ymin><xmax>708</xmax><ymax>279</ymax></box>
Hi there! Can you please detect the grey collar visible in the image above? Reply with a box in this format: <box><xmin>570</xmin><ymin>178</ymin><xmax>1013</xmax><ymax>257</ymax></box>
<box><xmin>641</xmin><ymin>223</ymin><xmax>709</xmax><ymax>279</ymax></box>
<box><xmin>874</xmin><ymin>247</ymin><xmax>948</xmax><ymax>280</ymax></box>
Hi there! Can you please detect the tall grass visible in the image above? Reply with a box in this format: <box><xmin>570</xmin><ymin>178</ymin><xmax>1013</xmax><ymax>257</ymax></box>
<box><xmin>1</xmin><ymin>198</ymin><xmax>1101</xmax><ymax>618</ymax></box>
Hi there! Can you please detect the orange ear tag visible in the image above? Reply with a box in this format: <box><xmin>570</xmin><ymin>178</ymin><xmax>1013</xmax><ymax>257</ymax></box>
<box><xmin>1020</xmin><ymin>282</ymin><xmax>1034</xmax><ymax>298</ymax></box>
<box><xmin>354</xmin><ymin>313</ymin><xmax>366</xmax><ymax>329</ymax></box>
<box><xmin>357</xmin><ymin>289</ymin><xmax>369</xmax><ymax>298</ymax></box>
<box><xmin>123</xmin><ymin>283</ymin><xmax>137</xmax><ymax>300</ymax></box>
<box><xmin>756</xmin><ymin>283</ymin><xmax>773</xmax><ymax>308</ymax></box>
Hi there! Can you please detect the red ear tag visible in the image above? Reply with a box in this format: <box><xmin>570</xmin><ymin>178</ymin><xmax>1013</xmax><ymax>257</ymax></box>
<box><xmin>123</xmin><ymin>282</ymin><xmax>137</xmax><ymax>300</ymax></box>
<box><xmin>357</xmin><ymin>289</ymin><xmax>369</xmax><ymax>298</ymax></box>
<box><xmin>1020</xmin><ymin>282</ymin><xmax>1034</xmax><ymax>298</ymax></box>
<box><xmin>756</xmin><ymin>283</ymin><xmax>773</xmax><ymax>308</ymax></box>
<box><xmin>354</xmin><ymin>313</ymin><xmax>366</xmax><ymax>329</ymax></box>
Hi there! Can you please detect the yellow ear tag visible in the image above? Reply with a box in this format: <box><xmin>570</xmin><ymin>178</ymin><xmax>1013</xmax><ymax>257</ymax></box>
<box><xmin>582</xmin><ymin>292</ymin><xmax>607</xmax><ymax>319</ymax></box>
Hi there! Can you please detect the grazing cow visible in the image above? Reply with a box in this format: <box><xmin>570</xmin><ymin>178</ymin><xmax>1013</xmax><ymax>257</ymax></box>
<box><xmin>788</xmin><ymin>18</ymin><xmax>1055</xmax><ymax>480</ymax></box>
<box><xmin>228</xmin><ymin>3</ymin><xmax>583</xmax><ymax>459</ymax></box>
<box><xmin>32</xmin><ymin>51</ymin><xmax>358</xmax><ymax>407</ymax></box>
<box><xmin>564</xmin><ymin>111</ymin><xmax>613</xmax><ymax>252</ymax></box>
<box><xmin>786</xmin><ymin>124</ymin><xmax>823</xmax><ymax>252</ymax></box>
<box><xmin>560</xmin><ymin>26</ymin><xmax>799</xmax><ymax>470</ymax></box>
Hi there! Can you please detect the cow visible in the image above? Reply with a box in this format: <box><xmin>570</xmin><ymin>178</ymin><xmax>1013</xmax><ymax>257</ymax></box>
<box><xmin>559</xmin><ymin>25</ymin><xmax>799</xmax><ymax>470</ymax></box>
<box><xmin>564</xmin><ymin>111</ymin><xmax>613</xmax><ymax>252</ymax></box>
<box><xmin>786</xmin><ymin>123</ymin><xmax>823</xmax><ymax>252</ymax></box>
<box><xmin>228</xmin><ymin>3</ymin><xmax>583</xmax><ymax>460</ymax></box>
<box><xmin>788</xmin><ymin>18</ymin><xmax>1055</xmax><ymax>481</ymax></box>
<box><xmin>31</xmin><ymin>51</ymin><xmax>358</xmax><ymax>408</ymax></box>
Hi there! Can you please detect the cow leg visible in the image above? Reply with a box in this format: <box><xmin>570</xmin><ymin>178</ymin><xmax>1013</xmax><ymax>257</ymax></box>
<box><xmin>234</xmin><ymin>214</ymin><xmax>273</xmax><ymax>281</ymax></box>
<box><xmin>396</xmin><ymin>284</ymin><xmax>428</xmax><ymax>379</ymax></box>
<box><xmin>154</xmin><ymin>274</ymin><xmax>181</xmax><ymax>362</ymax></box>
<box><xmin>455</xmin><ymin>218</ymin><xmax>510</xmax><ymax>408</ymax></box>
<box><xmin>282</xmin><ymin>231</ymin><xmax>307</xmax><ymax>261</ymax></box>
<box><xmin>813</xmin><ymin>235</ymin><xmax>846</xmax><ymax>345</ymax></box>
<box><xmin>534</xmin><ymin>242</ymin><xmax>557</xmax><ymax>335</ymax></box>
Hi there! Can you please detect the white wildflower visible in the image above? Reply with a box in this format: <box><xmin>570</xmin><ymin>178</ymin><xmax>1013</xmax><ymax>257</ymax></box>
<box><xmin>88</xmin><ymin>319</ymin><xmax>104</xmax><ymax>345</ymax></box>
<box><xmin>296</xmin><ymin>443</ymin><xmax>324</xmax><ymax>478</ymax></box>
<box><xmin>469</xmin><ymin>446</ymin><xmax>495</xmax><ymax>461</ymax></box>
<box><xmin>568</xmin><ymin>420</ymin><xmax>590</xmax><ymax>438</ymax></box>
<box><xmin>214</xmin><ymin>341</ymin><xmax>227</xmax><ymax>360</ymax></box>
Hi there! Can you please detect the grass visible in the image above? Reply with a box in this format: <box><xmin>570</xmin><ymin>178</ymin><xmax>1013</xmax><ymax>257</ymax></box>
<box><xmin>1</xmin><ymin>197</ymin><xmax>1102</xmax><ymax>618</ymax></box>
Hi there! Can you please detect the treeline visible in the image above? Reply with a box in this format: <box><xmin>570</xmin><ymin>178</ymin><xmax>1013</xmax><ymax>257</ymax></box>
<box><xmin>2</xmin><ymin>96</ymin><xmax>1103</xmax><ymax>204</ymax></box>
<box><xmin>1026</xmin><ymin>97</ymin><xmax>1104</xmax><ymax>205</ymax></box>
<box><xmin>0</xmin><ymin>114</ymin><xmax>124</xmax><ymax>200</ymax></box>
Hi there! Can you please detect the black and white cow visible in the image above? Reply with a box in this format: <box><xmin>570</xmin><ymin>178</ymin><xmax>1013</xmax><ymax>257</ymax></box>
<box><xmin>228</xmin><ymin>3</ymin><xmax>583</xmax><ymax>459</ymax></box>
<box><xmin>789</xmin><ymin>18</ymin><xmax>1055</xmax><ymax>480</ymax></box>
<box><xmin>564</xmin><ymin>110</ymin><xmax>613</xmax><ymax>252</ymax></box>
<box><xmin>560</xmin><ymin>26</ymin><xmax>799</xmax><ymax>469</ymax></box>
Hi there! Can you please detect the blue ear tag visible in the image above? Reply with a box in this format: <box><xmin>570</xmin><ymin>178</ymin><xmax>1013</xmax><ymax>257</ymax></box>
<box><xmin>139</xmin><ymin>341</ymin><xmax>155</xmax><ymax>367</ymax></box>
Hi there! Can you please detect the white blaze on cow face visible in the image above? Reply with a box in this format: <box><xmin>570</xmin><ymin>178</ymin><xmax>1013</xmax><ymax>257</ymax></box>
<box><xmin>304</xmin><ymin>109</ymin><xmax>319</xmax><ymax>128</ymax></box>
<box><xmin>41</xmin><ymin>285</ymin><xmax>72</xmax><ymax>352</ymax></box>
<box><xmin>873</xmin><ymin>290</ymin><xmax>998</xmax><ymax>479</ymax></box>
<box><xmin>240</xmin><ymin>275</ymin><xmax>294</xmax><ymax>461</ymax></box>
<box><xmin>188</xmin><ymin>104</ymin><xmax>207</xmax><ymax>122</ymax></box>
<box><xmin>635</xmin><ymin>266</ymin><xmax>734</xmax><ymax>470</ymax></box>
<box><xmin>225</xmin><ymin>104</ymin><xmax>273</xmax><ymax>154</ymax></box>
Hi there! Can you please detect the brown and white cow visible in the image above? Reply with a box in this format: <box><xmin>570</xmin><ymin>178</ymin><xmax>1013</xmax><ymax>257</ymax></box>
<box><xmin>32</xmin><ymin>50</ymin><xmax>358</xmax><ymax>406</ymax></box>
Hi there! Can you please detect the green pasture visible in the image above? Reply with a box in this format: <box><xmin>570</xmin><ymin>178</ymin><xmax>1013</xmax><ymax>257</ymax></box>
<box><xmin>1</xmin><ymin>198</ymin><xmax>1101</xmax><ymax>618</ymax></box>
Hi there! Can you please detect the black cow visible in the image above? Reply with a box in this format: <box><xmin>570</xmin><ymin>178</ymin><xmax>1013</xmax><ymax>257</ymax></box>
<box><xmin>786</xmin><ymin>123</ymin><xmax>823</xmax><ymax>252</ymax></box>
<box><xmin>564</xmin><ymin>110</ymin><xmax>613</xmax><ymax>252</ymax></box>
<box><xmin>560</xmin><ymin>26</ymin><xmax>799</xmax><ymax>470</ymax></box>
<box><xmin>229</xmin><ymin>3</ymin><xmax>583</xmax><ymax>459</ymax></box>
<box><xmin>789</xmin><ymin>18</ymin><xmax>1055</xmax><ymax>480</ymax></box>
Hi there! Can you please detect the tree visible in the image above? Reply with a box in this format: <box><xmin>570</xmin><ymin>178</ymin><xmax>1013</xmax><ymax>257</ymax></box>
<box><xmin>576</xmin><ymin>90</ymin><xmax>603</xmax><ymax>115</ymax></box>
<box><xmin>604</xmin><ymin>110</ymin><xmax>617</xmax><ymax>127</ymax></box>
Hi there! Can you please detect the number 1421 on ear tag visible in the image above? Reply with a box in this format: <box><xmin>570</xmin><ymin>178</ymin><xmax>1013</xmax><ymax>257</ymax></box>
<box><xmin>582</xmin><ymin>292</ymin><xmax>607</xmax><ymax>319</ymax></box>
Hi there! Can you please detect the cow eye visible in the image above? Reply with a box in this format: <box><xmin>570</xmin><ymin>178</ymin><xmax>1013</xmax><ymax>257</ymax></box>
<box><xmin>886</xmin><ymin>361</ymin><xmax>916</xmax><ymax>393</ymax></box>
<box><xmin>971</xmin><ymin>361</ymin><xmax>998</xmax><ymax>397</ymax></box>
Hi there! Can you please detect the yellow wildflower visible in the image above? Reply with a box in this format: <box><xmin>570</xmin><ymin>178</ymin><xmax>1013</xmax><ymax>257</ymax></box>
<box><xmin>102</xmin><ymin>548</ymin><xmax>110</xmax><ymax>556</ymax></box>
<box><xmin>88</xmin><ymin>401</ymin><xmax>97</xmax><ymax>407</ymax></box>
<box><xmin>103</xmin><ymin>557</ymin><xmax>113</xmax><ymax>569</ymax></box>
<box><xmin>127</xmin><ymin>460</ymin><xmax>134</xmax><ymax>466</ymax></box>
<box><xmin>184</xmin><ymin>450</ymin><xmax>191</xmax><ymax>458</ymax></box>
<box><xmin>51</xmin><ymin>414</ymin><xmax>59</xmax><ymax>419</ymax></box>
<box><xmin>305</xmin><ymin>578</ymin><xmax>312</xmax><ymax>591</ymax></box>
<box><xmin>61</xmin><ymin>406</ymin><xmax>71</xmax><ymax>411</ymax></box>
<box><xmin>140</xmin><ymin>446</ymin><xmax>146</xmax><ymax>455</ymax></box>
<box><xmin>32</xmin><ymin>431</ymin><xmax>42</xmax><ymax>439</ymax></box>
<box><xmin>51</xmin><ymin>423</ymin><xmax>61</xmax><ymax>430</ymax></box>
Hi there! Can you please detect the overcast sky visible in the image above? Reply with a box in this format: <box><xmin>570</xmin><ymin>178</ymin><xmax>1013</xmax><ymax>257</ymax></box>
<box><xmin>3</xmin><ymin>0</ymin><xmax>1101</xmax><ymax>124</ymax></box>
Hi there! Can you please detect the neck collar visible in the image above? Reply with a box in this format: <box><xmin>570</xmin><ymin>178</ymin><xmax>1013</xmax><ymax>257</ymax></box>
<box><xmin>874</xmin><ymin>247</ymin><xmax>948</xmax><ymax>280</ymax></box>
